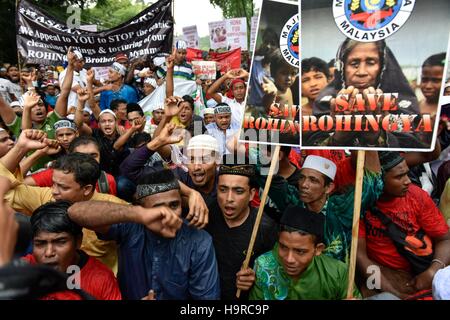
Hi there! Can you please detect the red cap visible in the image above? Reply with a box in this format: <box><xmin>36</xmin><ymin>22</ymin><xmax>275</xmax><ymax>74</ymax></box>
<box><xmin>115</xmin><ymin>52</ymin><xmax>129</xmax><ymax>63</ymax></box>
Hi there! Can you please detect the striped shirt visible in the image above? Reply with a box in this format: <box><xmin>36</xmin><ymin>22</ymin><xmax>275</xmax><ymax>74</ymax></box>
<box><xmin>157</xmin><ymin>61</ymin><xmax>195</xmax><ymax>81</ymax></box>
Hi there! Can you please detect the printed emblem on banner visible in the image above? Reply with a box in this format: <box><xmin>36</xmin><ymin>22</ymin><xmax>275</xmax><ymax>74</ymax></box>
<box><xmin>333</xmin><ymin>0</ymin><xmax>415</xmax><ymax>42</ymax></box>
<box><xmin>279</xmin><ymin>14</ymin><xmax>299</xmax><ymax>67</ymax></box>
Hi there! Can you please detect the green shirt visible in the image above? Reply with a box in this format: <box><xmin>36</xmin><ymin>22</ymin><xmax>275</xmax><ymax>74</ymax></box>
<box><xmin>251</xmin><ymin>148</ymin><xmax>383</xmax><ymax>263</ymax></box>
<box><xmin>7</xmin><ymin>111</ymin><xmax>61</xmax><ymax>172</ymax></box>
<box><xmin>249</xmin><ymin>244</ymin><xmax>361</xmax><ymax>300</ymax></box>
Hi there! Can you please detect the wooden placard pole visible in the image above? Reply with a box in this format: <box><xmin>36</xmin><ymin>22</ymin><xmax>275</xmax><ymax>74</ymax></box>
<box><xmin>346</xmin><ymin>150</ymin><xmax>366</xmax><ymax>299</ymax></box>
<box><xmin>236</xmin><ymin>144</ymin><xmax>280</xmax><ymax>298</ymax></box>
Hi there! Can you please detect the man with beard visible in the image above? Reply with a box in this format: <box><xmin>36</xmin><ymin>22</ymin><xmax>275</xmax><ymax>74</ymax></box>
<box><xmin>206</xmin><ymin>103</ymin><xmax>240</xmax><ymax>155</ymax></box>
<box><xmin>23</xmin><ymin>200</ymin><xmax>121</xmax><ymax>300</ymax></box>
<box><xmin>357</xmin><ymin>151</ymin><xmax>450</xmax><ymax>299</ymax></box>
<box><xmin>205</xmin><ymin>161</ymin><xmax>277</xmax><ymax>299</ymax></box>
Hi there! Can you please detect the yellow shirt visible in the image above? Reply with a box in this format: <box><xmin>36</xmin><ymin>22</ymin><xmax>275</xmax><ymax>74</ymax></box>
<box><xmin>0</xmin><ymin>162</ymin><xmax>127</xmax><ymax>274</ymax></box>
<box><xmin>439</xmin><ymin>179</ymin><xmax>450</xmax><ymax>227</ymax></box>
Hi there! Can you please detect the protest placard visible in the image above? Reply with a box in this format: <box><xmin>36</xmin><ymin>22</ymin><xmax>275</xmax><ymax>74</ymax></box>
<box><xmin>182</xmin><ymin>25</ymin><xmax>199</xmax><ymax>49</ymax></box>
<box><xmin>226</xmin><ymin>18</ymin><xmax>248</xmax><ymax>51</ymax></box>
<box><xmin>208</xmin><ymin>20</ymin><xmax>228</xmax><ymax>50</ymax></box>
<box><xmin>301</xmin><ymin>0</ymin><xmax>450</xmax><ymax>151</ymax></box>
<box><xmin>240</xmin><ymin>0</ymin><xmax>299</xmax><ymax>147</ymax></box>
<box><xmin>191</xmin><ymin>60</ymin><xmax>216</xmax><ymax>80</ymax></box>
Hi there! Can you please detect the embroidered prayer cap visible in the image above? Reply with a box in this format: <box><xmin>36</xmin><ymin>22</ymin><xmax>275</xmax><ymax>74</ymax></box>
<box><xmin>99</xmin><ymin>109</ymin><xmax>117</xmax><ymax>119</ymax></box>
<box><xmin>175</xmin><ymin>40</ymin><xmax>187</xmax><ymax>50</ymax></box>
<box><xmin>136</xmin><ymin>169</ymin><xmax>180</xmax><ymax>200</ymax></box>
<box><xmin>302</xmin><ymin>155</ymin><xmax>337</xmax><ymax>181</ymax></box>
<box><xmin>214</xmin><ymin>103</ymin><xmax>231</xmax><ymax>115</ymax></box>
<box><xmin>54</xmin><ymin>119</ymin><xmax>77</xmax><ymax>132</ymax></box>
<box><xmin>433</xmin><ymin>266</ymin><xmax>450</xmax><ymax>300</ymax></box>
<box><xmin>379</xmin><ymin>151</ymin><xmax>405</xmax><ymax>173</ymax></box>
<box><xmin>110</xmin><ymin>62</ymin><xmax>127</xmax><ymax>77</ymax></box>
<box><xmin>203</xmin><ymin>107</ymin><xmax>215</xmax><ymax>115</ymax></box>
<box><xmin>219</xmin><ymin>164</ymin><xmax>255</xmax><ymax>178</ymax></box>
<box><xmin>280</xmin><ymin>205</ymin><xmax>325</xmax><ymax>242</ymax></box>
<box><xmin>187</xmin><ymin>134</ymin><xmax>219</xmax><ymax>153</ymax></box>
<box><xmin>144</xmin><ymin>77</ymin><xmax>157</xmax><ymax>88</ymax></box>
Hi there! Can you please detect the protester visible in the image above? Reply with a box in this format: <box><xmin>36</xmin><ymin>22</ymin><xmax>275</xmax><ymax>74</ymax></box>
<box><xmin>357</xmin><ymin>151</ymin><xmax>450</xmax><ymax>299</ymax></box>
<box><xmin>67</xmin><ymin>169</ymin><xmax>220</xmax><ymax>300</ymax></box>
<box><xmin>206</xmin><ymin>160</ymin><xmax>277</xmax><ymax>299</ymax></box>
<box><xmin>249</xmin><ymin>205</ymin><xmax>361</xmax><ymax>300</ymax></box>
<box><xmin>24</xmin><ymin>200</ymin><xmax>122</xmax><ymax>300</ymax></box>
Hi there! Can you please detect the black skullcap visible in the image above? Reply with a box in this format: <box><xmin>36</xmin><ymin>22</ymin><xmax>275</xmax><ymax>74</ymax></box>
<box><xmin>280</xmin><ymin>205</ymin><xmax>325</xmax><ymax>241</ymax></box>
<box><xmin>379</xmin><ymin>151</ymin><xmax>405</xmax><ymax>172</ymax></box>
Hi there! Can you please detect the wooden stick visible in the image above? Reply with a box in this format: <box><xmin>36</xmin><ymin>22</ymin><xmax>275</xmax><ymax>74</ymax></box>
<box><xmin>346</xmin><ymin>150</ymin><xmax>366</xmax><ymax>299</ymax></box>
<box><xmin>236</xmin><ymin>144</ymin><xmax>280</xmax><ymax>298</ymax></box>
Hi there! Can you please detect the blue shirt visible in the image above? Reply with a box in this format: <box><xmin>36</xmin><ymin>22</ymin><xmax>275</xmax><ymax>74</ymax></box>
<box><xmin>99</xmin><ymin>84</ymin><xmax>139</xmax><ymax>110</ymax></box>
<box><xmin>99</xmin><ymin>221</ymin><xmax>221</xmax><ymax>300</ymax></box>
<box><xmin>45</xmin><ymin>94</ymin><xmax>58</xmax><ymax>108</ymax></box>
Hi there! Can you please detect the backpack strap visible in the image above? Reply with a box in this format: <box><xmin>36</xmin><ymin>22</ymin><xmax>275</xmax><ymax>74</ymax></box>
<box><xmin>97</xmin><ymin>170</ymin><xmax>110</xmax><ymax>194</ymax></box>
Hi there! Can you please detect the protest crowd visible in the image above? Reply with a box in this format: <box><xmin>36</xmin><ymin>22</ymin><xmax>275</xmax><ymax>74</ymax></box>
<box><xmin>0</xmin><ymin>1</ymin><xmax>450</xmax><ymax>302</ymax></box>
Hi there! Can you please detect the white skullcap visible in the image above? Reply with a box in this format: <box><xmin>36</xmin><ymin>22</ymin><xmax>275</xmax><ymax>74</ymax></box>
<box><xmin>10</xmin><ymin>101</ymin><xmax>21</xmax><ymax>108</ymax></box>
<box><xmin>302</xmin><ymin>155</ymin><xmax>337</xmax><ymax>180</ymax></box>
<box><xmin>0</xmin><ymin>127</ymin><xmax>5</xmax><ymax>132</ymax></box>
<box><xmin>203</xmin><ymin>107</ymin><xmax>215</xmax><ymax>115</ymax></box>
<box><xmin>187</xmin><ymin>134</ymin><xmax>219</xmax><ymax>153</ymax></box>
<box><xmin>99</xmin><ymin>109</ymin><xmax>117</xmax><ymax>119</ymax></box>
<box><xmin>153</xmin><ymin>56</ymin><xmax>166</xmax><ymax>67</ymax></box>
<box><xmin>152</xmin><ymin>104</ymin><xmax>164</xmax><ymax>112</ymax></box>
<box><xmin>433</xmin><ymin>266</ymin><xmax>450</xmax><ymax>300</ymax></box>
<box><xmin>176</xmin><ymin>40</ymin><xmax>187</xmax><ymax>50</ymax></box>
<box><xmin>111</xmin><ymin>62</ymin><xmax>127</xmax><ymax>77</ymax></box>
<box><xmin>66</xmin><ymin>114</ymin><xmax>75</xmax><ymax>121</ymax></box>
<box><xmin>73</xmin><ymin>50</ymin><xmax>83</xmax><ymax>60</ymax></box>
<box><xmin>206</xmin><ymin>98</ymin><xmax>217</xmax><ymax>109</ymax></box>
<box><xmin>144</xmin><ymin>77</ymin><xmax>157</xmax><ymax>88</ymax></box>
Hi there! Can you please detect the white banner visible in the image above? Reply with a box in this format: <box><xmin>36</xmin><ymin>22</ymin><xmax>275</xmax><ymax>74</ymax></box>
<box><xmin>139</xmin><ymin>78</ymin><xmax>205</xmax><ymax>117</ymax></box>
<box><xmin>226</xmin><ymin>17</ymin><xmax>247</xmax><ymax>51</ymax></box>
<box><xmin>208</xmin><ymin>20</ymin><xmax>228</xmax><ymax>50</ymax></box>
<box><xmin>182</xmin><ymin>25</ymin><xmax>199</xmax><ymax>49</ymax></box>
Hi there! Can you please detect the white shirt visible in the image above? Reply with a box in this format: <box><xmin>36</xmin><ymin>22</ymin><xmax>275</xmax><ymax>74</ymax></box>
<box><xmin>59</xmin><ymin>68</ymin><xmax>88</xmax><ymax>110</ymax></box>
<box><xmin>0</xmin><ymin>78</ymin><xmax>21</xmax><ymax>104</ymax></box>
<box><xmin>221</xmin><ymin>94</ymin><xmax>244</xmax><ymax>128</ymax></box>
<box><xmin>206</xmin><ymin>122</ymin><xmax>240</xmax><ymax>155</ymax></box>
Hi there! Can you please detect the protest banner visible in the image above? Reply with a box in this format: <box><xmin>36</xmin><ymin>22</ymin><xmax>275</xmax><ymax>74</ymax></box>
<box><xmin>240</xmin><ymin>0</ymin><xmax>299</xmax><ymax>147</ymax></box>
<box><xmin>191</xmin><ymin>60</ymin><xmax>217</xmax><ymax>80</ymax></box>
<box><xmin>16</xmin><ymin>0</ymin><xmax>173</xmax><ymax>67</ymax></box>
<box><xmin>208</xmin><ymin>20</ymin><xmax>228</xmax><ymax>50</ymax></box>
<box><xmin>301</xmin><ymin>0</ymin><xmax>450</xmax><ymax>151</ymax></box>
<box><xmin>182</xmin><ymin>25</ymin><xmax>199</xmax><ymax>49</ymax></box>
<box><xmin>186</xmin><ymin>47</ymin><xmax>241</xmax><ymax>74</ymax></box>
<box><xmin>250</xmin><ymin>16</ymin><xmax>258</xmax><ymax>52</ymax></box>
<box><xmin>226</xmin><ymin>17</ymin><xmax>248</xmax><ymax>51</ymax></box>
